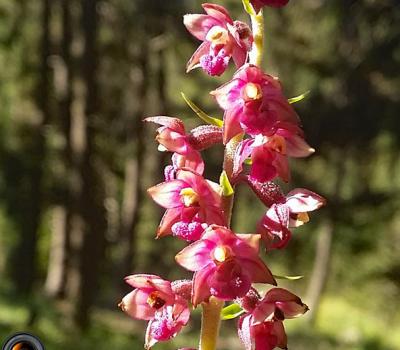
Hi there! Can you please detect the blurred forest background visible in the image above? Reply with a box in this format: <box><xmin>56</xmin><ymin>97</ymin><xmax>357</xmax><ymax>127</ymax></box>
<box><xmin>0</xmin><ymin>0</ymin><xmax>399</xmax><ymax>349</ymax></box>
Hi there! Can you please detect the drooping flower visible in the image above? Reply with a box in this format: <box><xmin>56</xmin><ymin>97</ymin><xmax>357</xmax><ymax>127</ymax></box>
<box><xmin>145</xmin><ymin>116</ymin><xmax>205</xmax><ymax>175</ymax></box>
<box><xmin>238</xmin><ymin>287</ymin><xmax>308</xmax><ymax>350</ymax></box>
<box><xmin>257</xmin><ymin>188</ymin><xmax>326</xmax><ymax>249</ymax></box>
<box><xmin>119</xmin><ymin>275</ymin><xmax>190</xmax><ymax>349</ymax></box>
<box><xmin>119</xmin><ymin>274</ymin><xmax>176</xmax><ymax>320</ymax></box>
<box><xmin>147</xmin><ymin>169</ymin><xmax>225</xmax><ymax>240</ymax></box>
<box><xmin>211</xmin><ymin>64</ymin><xmax>299</xmax><ymax>143</ymax></box>
<box><xmin>233</xmin><ymin>128</ymin><xmax>315</xmax><ymax>183</ymax></box>
<box><xmin>184</xmin><ymin>3</ymin><xmax>253</xmax><ymax>76</ymax></box>
<box><xmin>250</xmin><ymin>0</ymin><xmax>290</xmax><ymax>13</ymax></box>
<box><xmin>175</xmin><ymin>225</ymin><xmax>276</xmax><ymax>305</ymax></box>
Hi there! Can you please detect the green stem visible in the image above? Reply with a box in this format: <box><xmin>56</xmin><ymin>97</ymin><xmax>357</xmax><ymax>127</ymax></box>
<box><xmin>199</xmin><ymin>297</ymin><xmax>225</xmax><ymax>350</ymax></box>
<box><xmin>249</xmin><ymin>9</ymin><xmax>264</xmax><ymax>66</ymax></box>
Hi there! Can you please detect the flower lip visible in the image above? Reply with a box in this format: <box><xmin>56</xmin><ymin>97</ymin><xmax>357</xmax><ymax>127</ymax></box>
<box><xmin>206</xmin><ymin>26</ymin><xmax>229</xmax><ymax>45</ymax></box>
<box><xmin>242</xmin><ymin>82</ymin><xmax>263</xmax><ymax>101</ymax></box>
<box><xmin>212</xmin><ymin>245</ymin><xmax>233</xmax><ymax>263</ymax></box>
<box><xmin>147</xmin><ymin>291</ymin><xmax>167</xmax><ymax>310</ymax></box>
<box><xmin>180</xmin><ymin>187</ymin><xmax>200</xmax><ymax>207</ymax></box>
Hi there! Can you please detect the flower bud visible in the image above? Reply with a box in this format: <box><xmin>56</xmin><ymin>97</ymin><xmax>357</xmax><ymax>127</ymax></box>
<box><xmin>188</xmin><ymin>125</ymin><xmax>223</xmax><ymax>151</ymax></box>
<box><xmin>244</xmin><ymin>176</ymin><xmax>285</xmax><ymax>206</ymax></box>
<box><xmin>171</xmin><ymin>279</ymin><xmax>193</xmax><ymax>302</ymax></box>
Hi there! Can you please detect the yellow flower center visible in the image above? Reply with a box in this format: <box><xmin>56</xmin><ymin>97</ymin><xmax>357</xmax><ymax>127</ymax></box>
<box><xmin>267</xmin><ymin>135</ymin><xmax>287</xmax><ymax>155</ymax></box>
<box><xmin>243</xmin><ymin>83</ymin><xmax>263</xmax><ymax>101</ymax></box>
<box><xmin>296</xmin><ymin>212</ymin><xmax>310</xmax><ymax>225</ymax></box>
<box><xmin>180</xmin><ymin>187</ymin><xmax>199</xmax><ymax>207</ymax></box>
<box><xmin>206</xmin><ymin>26</ymin><xmax>229</xmax><ymax>45</ymax></box>
<box><xmin>147</xmin><ymin>291</ymin><xmax>166</xmax><ymax>309</ymax></box>
<box><xmin>212</xmin><ymin>246</ymin><xmax>232</xmax><ymax>263</ymax></box>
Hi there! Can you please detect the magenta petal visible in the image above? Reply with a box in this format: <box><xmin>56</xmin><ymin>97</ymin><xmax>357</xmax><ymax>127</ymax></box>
<box><xmin>285</xmin><ymin>134</ymin><xmax>315</xmax><ymax>157</ymax></box>
<box><xmin>223</xmin><ymin>107</ymin><xmax>244</xmax><ymax>143</ymax></box>
<box><xmin>144</xmin><ymin>116</ymin><xmax>185</xmax><ymax>134</ymax></box>
<box><xmin>172</xmin><ymin>151</ymin><xmax>205</xmax><ymax>175</ymax></box>
<box><xmin>187</xmin><ymin>41</ymin><xmax>210</xmax><ymax>72</ymax></box>
<box><xmin>158</xmin><ymin>208</ymin><xmax>182</xmax><ymax>237</ymax></box>
<box><xmin>273</xmin><ymin>153</ymin><xmax>290</xmax><ymax>183</ymax></box>
<box><xmin>124</xmin><ymin>274</ymin><xmax>174</xmax><ymax>297</ymax></box>
<box><xmin>147</xmin><ymin>180</ymin><xmax>186</xmax><ymax>209</ymax></box>
<box><xmin>241</xmin><ymin>258</ymin><xmax>276</xmax><ymax>285</ymax></box>
<box><xmin>210</xmin><ymin>78</ymin><xmax>242</xmax><ymax>110</ymax></box>
<box><xmin>285</xmin><ymin>188</ymin><xmax>326</xmax><ymax>213</ymax></box>
<box><xmin>202</xmin><ymin>3</ymin><xmax>233</xmax><ymax>25</ymax></box>
<box><xmin>192</xmin><ymin>267</ymin><xmax>214</xmax><ymax>306</ymax></box>
<box><xmin>250</xmin><ymin>147</ymin><xmax>277</xmax><ymax>183</ymax></box>
<box><xmin>157</xmin><ymin>129</ymin><xmax>188</xmax><ymax>154</ymax></box>
<box><xmin>231</xmin><ymin>45</ymin><xmax>247</xmax><ymax>68</ymax></box>
<box><xmin>252</xmin><ymin>301</ymin><xmax>276</xmax><ymax>324</ymax></box>
<box><xmin>119</xmin><ymin>289</ymin><xmax>155</xmax><ymax>321</ymax></box>
<box><xmin>183</xmin><ymin>14</ymin><xmax>219</xmax><ymax>41</ymax></box>
<box><xmin>233</xmin><ymin>139</ymin><xmax>254</xmax><ymax>179</ymax></box>
<box><xmin>175</xmin><ymin>239</ymin><xmax>215</xmax><ymax>271</ymax></box>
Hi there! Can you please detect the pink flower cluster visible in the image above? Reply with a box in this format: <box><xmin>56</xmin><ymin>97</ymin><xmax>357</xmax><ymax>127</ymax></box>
<box><xmin>119</xmin><ymin>1</ymin><xmax>325</xmax><ymax>349</ymax></box>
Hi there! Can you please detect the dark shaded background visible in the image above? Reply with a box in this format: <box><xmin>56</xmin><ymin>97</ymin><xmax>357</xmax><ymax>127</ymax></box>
<box><xmin>0</xmin><ymin>0</ymin><xmax>399</xmax><ymax>349</ymax></box>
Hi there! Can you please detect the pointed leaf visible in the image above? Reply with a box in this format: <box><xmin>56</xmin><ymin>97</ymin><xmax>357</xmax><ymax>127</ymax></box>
<box><xmin>242</xmin><ymin>0</ymin><xmax>256</xmax><ymax>16</ymax></box>
<box><xmin>273</xmin><ymin>274</ymin><xmax>304</xmax><ymax>281</ymax></box>
<box><xmin>181</xmin><ymin>92</ymin><xmax>223</xmax><ymax>127</ymax></box>
<box><xmin>219</xmin><ymin>170</ymin><xmax>234</xmax><ymax>197</ymax></box>
<box><xmin>288</xmin><ymin>91</ymin><xmax>310</xmax><ymax>104</ymax></box>
<box><xmin>221</xmin><ymin>303</ymin><xmax>245</xmax><ymax>320</ymax></box>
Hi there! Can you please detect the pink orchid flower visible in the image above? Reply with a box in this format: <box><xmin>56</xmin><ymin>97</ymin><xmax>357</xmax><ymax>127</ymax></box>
<box><xmin>258</xmin><ymin>188</ymin><xmax>326</xmax><ymax>249</ymax></box>
<box><xmin>147</xmin><ymin>169</ymin><xmax>225</xmax><ymax>240</ymax></box>
<box><xmin>145</xmin><ymin>116</ymin><xmax>205</xmax><ymax>175</ymax></box>
<box><xmin>211</xmin><ymin>64</ymin><xmax>299</xmax><ymax>143</ymax></box>
<box><xmin>119</xmin><ymin>274</ymin><xmax>176</xmax><ymax>320</ymax></box>
<box><xmin>119</xmin><ymin>275</ymin><xmax>190</xmax><ymax>349</ymax></box>
<box><xmin>184</xmin><ymin>3</ymin><xmax>253</xmax><ymax>76</ymax></box>
<box><xmin>238</xmin><ymin>287</ymin><xmax>307</xmax><ymax>350</ymax></box>
<box><xmin>234</xmin><ymin>127</ymin><xmax>315</xmax><ymax>183</ymax></box>
<box><xmin>250</xmin><ymin>0</ymin><xmax>290</xmax><ymax>13</ymax></box>
<box><xmin>175</xmin><ymin>225</ymin><xmax>276</xmax><ymax>306</ymax></box>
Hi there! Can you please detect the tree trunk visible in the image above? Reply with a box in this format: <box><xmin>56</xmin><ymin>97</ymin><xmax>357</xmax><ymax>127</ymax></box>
<box><xmin>305</xmin><ymin>218</ymin><xmax>334</xmax><ymax>324</ymax></box>
<box><xmin>45</xmin><ymin>0</ymin><xmax>73</xmax><ymax>299</ymax></box>
<box><xmin>11</xmin><ymin>0</ymin><xmax>52</xmax><ymax>297</ymax></box>
<box><xmin>74</xmin><ymin>0</ymin><xmax>107</xmax><ymax>329</ymax></box>
<box><xmin>305</xmin><ymin>153</ymin><xmax>345</xmax><ymax>324</ymax></box>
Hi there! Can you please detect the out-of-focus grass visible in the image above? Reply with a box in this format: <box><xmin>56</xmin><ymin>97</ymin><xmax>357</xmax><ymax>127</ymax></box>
<box><xmin>0</xmin><ymin>291</ymin><xmax>399</xmax><ymax>350</ymax></box>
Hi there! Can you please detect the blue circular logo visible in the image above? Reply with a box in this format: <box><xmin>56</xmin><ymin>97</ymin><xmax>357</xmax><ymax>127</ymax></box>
<box><xmin>2</xmin><ymin>333</ymin><xmax>44</xmax><ymax>350</ymax></box>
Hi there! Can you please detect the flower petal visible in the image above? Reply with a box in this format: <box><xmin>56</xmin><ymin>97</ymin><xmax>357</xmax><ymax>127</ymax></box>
<box><xmin>192</xmin><ymin>267</ymin><xmax>214</xmax><ymax>306</ymax></box>
<box><xmin>183</xmin><ymin>14</ymin><xmax>219</xmax><ymax>41</ymax></box>
<box><xmin>147</xmin><ymin>180</ymin><xmax>186</xmax><ymax>209</ymax></box>
<box><xmin>119</xmin><ymin>289</ymin><xmax>155</xmax><ymax>321</ymax></box>
<box><xmin>186</xmin><ymin>41</ymin><xmax>210</xmax><ymax>72</ymax></box>
<box><xmin>285</xmin><ymin>188</ymin><xmax>326</xmax><ymax>213</ymax></box>
<box><xmin>175</xmin><ymin>239</ymin><xmax>215</xmax><ymax>271</ymax></box>
<box><xmin>145</xmin><ymin>116</ymin><xmax>185</xmax><ymax>134</ymax></box>
<box><xmin>202</xmin><ymin>3</ymin><xmax>233</xmax><ymax>25</ymax></box>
